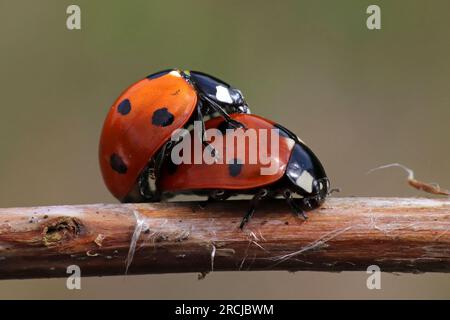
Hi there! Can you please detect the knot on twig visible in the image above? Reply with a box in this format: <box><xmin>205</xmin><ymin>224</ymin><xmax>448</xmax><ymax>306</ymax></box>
<box><xmin>42</xmin><ymin>217</ymin><xmax>83</xmax><ymax>247</ymax></box>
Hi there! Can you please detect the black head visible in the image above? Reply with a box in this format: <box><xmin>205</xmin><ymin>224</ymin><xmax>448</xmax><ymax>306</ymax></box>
<box><xmin>285</xmin><ymin>141</ymin><xmax>329</xmax><ymax>208</ymax></box>
<box><xmin>184</xmin><ymin>70</ymin><xmax>250</xmax><ymax>114</ymax></box>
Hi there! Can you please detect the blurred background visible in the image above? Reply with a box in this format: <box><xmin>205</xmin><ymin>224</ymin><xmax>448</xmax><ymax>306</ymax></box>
<box><xmin>0</xmin><ymin>0</ymin><xmax>450</xmax><ymax>299</ymax></box>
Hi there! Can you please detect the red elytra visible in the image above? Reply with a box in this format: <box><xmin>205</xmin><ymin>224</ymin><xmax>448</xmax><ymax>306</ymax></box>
<box><xmin>99</xmin><ymin>72</ymin><xmax>198</xmax><ymax>201</ymax></box>
<box><xmin>157</xmin><ymin>114</ymin><xmax>295</xmax><ymax>192</ymax></box>
<box><xmin>157</xmin><ymin>113</ymin><xmax>330</xmax><ymax>229</ymax></box>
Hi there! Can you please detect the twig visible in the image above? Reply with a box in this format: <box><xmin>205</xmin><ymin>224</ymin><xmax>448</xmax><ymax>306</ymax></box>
<box><xmin>0</xmin><ymin>197</ymin><xmax>449</xmax><ymax>279</ymax></box>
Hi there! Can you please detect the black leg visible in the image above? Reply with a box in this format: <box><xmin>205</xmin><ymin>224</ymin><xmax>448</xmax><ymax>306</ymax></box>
<box><xmin>201</xmin><ymin>94</ymin><xmax>246</xmax><ymax>129</ymax></box>
<box><xmin>239</xmin><ymin>189</ymin><xmax>267</xmax><ymax>229</ymax></box>
<box><xmin>283</xmin><ymin>190</ymin><xmax>308</xmax><ymax>220</ymax></box>
<box><xmin>196</xmin><ymin>101</ymin><xmax>208</xmax><ymax>141</ymax></box>
<box><xmin>138</xmin><ymin>167</ymin><xmax>153</xmax><ymax>200</ymax></box>
<box><xmin>139</xmin><ymin>140</ymin><xmax>174</xmax><ymax>201</ymax></box>
<box><xmin>155</xmin><ymin>141</ymin><xmax>171</xmax><ymax>173</ymax></box>
<box><xmin>196</xmin><ymin>102</ymin><xmax>219</xmax><ymax>160</ymax></box>
<box><xmin>199</xmin><ymin>190</ymin><xmax>230</xmax><ymax>209</ymax></box>
<box><xmin>199</xmin><ymin>196</ymin><xmax>215</xmax><ymax>209</ymax></box>
<box><xmin>303</xmin><ymin>197</ymin><xmax>313</xmax><ymax>210</ymax></box>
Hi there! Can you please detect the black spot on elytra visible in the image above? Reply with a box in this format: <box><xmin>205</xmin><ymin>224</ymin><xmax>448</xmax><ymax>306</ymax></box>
<box><xmin>117</xmin><ymin>99</ymin><xmax>131</xmax><ymax>115</ymax></box>
<box><xmin>110</xmin><ymin>153</ymin><xmax>127</xmax><ymax>174</ymax></box>
<box><xmin>146</xmin><ymin>69</ymin><xmax>171</xmax><ymax>80</ymax></box>
<box><xmin>228</xmin><ymin>158</ymin><xmax>243</xmax><ymax>177</ymax></box>
<box><xmin>152</xmin><ymin>107</ymin><xmax>174</xmax><ymax>127</ymax></box>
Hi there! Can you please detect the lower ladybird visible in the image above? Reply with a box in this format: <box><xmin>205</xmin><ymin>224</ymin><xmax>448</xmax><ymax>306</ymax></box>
<box><xmin>157</xmin><ymin>113</ymin><xmax>331</xmax><ymax>228</ymax></box>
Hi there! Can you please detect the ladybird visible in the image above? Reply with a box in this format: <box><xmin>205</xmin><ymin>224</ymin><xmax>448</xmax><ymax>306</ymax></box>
<box><xmin>99</xmin><ymin>69</ymin><xmax>250</xmax><ymax>202</ymax></box>
<box><xmin>157</xmin><ymin>114</ymin><xmax>330</xmax><ymax>228</ymax></box>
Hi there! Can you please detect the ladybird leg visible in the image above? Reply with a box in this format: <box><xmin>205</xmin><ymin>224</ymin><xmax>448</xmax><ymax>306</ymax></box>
<box><xmin>196</xmin><ymin>101</ymin><xmax>208</xmax><ymax>142</ymax></box>
<box><xmin>138</xmin><ymin>140</ymin><xmax>175</xmax><ymax>201</ymax></box>
<box><xmin>303</xmin><ymin>197</ymin><xmax>314</xmax><ymax>210</ymax></box>
<box><xmin>137</xmin><ymin>168</ymin><xmax>153</xmax><ymax>200</ymax></box>
<box><xmin>239</xmin><ymin>189</ymin><xmax>268</xmax><ymax>229</ymax></box>
<box><xmin>199</xmin><ymin>196</ymin><xmax>216</xmax><ymax>209</ymax></box>
<box><xmin>153</xmin><ymin>140</ymin><xmax>174</xmax><ymax>180</ymax></box>
<box><xmin>155</xmin><ymin>142</ymin><xmax>170</xmax><ymax>172</ymax></box>
<box><xmin>283</xmin><ymin>190</ymin><xmax>308</xmax><ymax>220</ymax></box>
<box><xmin>196</xmin><ymin>102</ymin><xmax>219</xmax><ymax>160</ymax></box>
<box><xmin>200</xmin><ymin>94</ymin><xmax>246</xmax><ymax>129</ymax></box>
<box><xmin>199</xmin><ymin>190</ymin><xmax>230</xmax><ymax>209</ymax></box>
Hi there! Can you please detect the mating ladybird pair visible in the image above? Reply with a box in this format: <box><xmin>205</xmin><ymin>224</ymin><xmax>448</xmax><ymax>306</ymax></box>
<box><xmin>99</xmin><ymin>69</ymin><xmax>329</xmax><ymax>228</ymax></box>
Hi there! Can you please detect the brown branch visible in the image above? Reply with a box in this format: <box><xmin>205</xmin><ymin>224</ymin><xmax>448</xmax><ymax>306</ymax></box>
<box><xmin>0</xmin><ymin>197</ymin><xmax>449</xmax><ymax>279</ymax></box>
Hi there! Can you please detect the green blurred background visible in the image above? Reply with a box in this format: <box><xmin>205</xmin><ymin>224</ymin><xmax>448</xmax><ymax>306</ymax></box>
<box><xmin>1</xmin><ymin>0</ymin><xmax>450</xmax><ymax>299</ymax></box>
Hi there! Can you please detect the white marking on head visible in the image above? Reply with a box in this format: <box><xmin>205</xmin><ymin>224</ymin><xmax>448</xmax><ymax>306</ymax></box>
<box><xmin>215</xmin><ymin>85</ymin><xmax>233</xmax><ymax>104</ymax></box>
<box><xmin>285</xmin><ymin>138</ymin><xmax>295</xmax><ymax>151</ymax></box>
<box><xmin>169</xmin><ymin>70</ymin><xmax>181</xmax><ymax>77</ymax></box>
<box><xmin>295</xmin><ymin>170</ymin><xmax>314</xmax><ymax>193</ymax></box>
<box><xmin>238</xmin><ymin>105</ymin><xmax>251</xmax><ymax>114</ymax></box>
